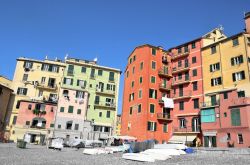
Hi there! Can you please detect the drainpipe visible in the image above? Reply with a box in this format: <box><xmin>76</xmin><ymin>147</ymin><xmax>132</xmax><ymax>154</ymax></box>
<box><xmin>218</xmin><ymin>42</ymin><xmax>223</xmax><ymax>129</ymax></box>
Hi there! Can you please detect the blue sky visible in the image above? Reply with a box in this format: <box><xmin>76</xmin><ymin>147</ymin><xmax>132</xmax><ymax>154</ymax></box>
<box><xmin>0</xmin><ymin>0</ymin><xmax>249</xmax><ymax>114</ymax></box>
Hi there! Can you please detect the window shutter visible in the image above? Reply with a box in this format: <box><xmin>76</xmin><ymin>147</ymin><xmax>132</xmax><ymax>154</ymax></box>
<box><xmin>147</xmin><ymin>122</ymin><xmax>151</xmax><ymax>131</ymax></box>
<box><xmin>232</xmin><ymin>73</ymin><xmax>236</xmax><ymax>82</ymax></box>
<box><xmin>17</xmin><ymin>88</ymin><xmax>20</xmax><ymax>94</ymax></box>
<box><xmin>210</xmin><ymin>65</ymin><xmax>213</xmax><ymax>72</ymax></box>
<box><xmin>154</xmin><ymin>122</ymin><xmax>157</xmax><ymax>131</ymax></box>
<box><xmin>41</xmin><ymin>64</ymin><xmax>44</xmax><ymax>70</ymax></box>
<box><xmin>48</xmin><ymin>65</ymin><xmax>53</xmax><ymax>72</ymax></box>
<box><xmin>77</xmin><ymin>80</ymin><xmax>79</xmax><ymax>86</ymax></box>
<box><xmin>30</xmin><ymin>62</ymin><xmax>33</xmax><ymax>68</ymax></box>
<box><xmin>23</xmin><ymin>62</ymin><xmax>26</xmax><ymax>68</ymax></box>
<box><xmin>240</xmin><ymin>55</ymin><xmax>243</xmax><ymax>63</ymax></box>
<box><xmin>231</xmin><ymin>58</ymin><xmax>234</xmax><ymax>66</ymax></box>
<box><xmin>24</xmin><ymin>88</ymin><xmax>27</xmax><ymax>95</ymax></box>
<box><xmin>70</xmin><ymin>79</ymin><xmax>73</xmax><ymax>85</ymax></box>
<box><xmin>211</xmin><ymin>79</ymin><xmax>214</xmax><ymax>86</ymax></box>
<box><xmin>113</xmin><ymin>85</ymin><xmax>116</xmax><ymax>91</ymax></box>
<box><xmin>63</xmin><ymin>78</ymin><xmax>66</xmax><ymax>84</ymax></box>
<box><xmin>218</xmin><ymin>77</ymin><xmax>222</xmax><ymax>85</ymax></box>
<box><xmin>241</xmin><ymin>71</ymin><xmax>245</xmax><ymax>79</ymax></box>
<box><xmin>217</xmin><ymin>63</ymin><xmax>220</xmax><ymax>70</ymax></box>
<box><xmin>155</xmin><ymin>90</ymin><xmax>157</xmax><ymax>99</ymax></box>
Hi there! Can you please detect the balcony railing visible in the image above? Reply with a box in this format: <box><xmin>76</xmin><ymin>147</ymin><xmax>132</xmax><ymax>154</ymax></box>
<box><xmin>229</xmin><ymin>97</ymin><xmax>250</xmax><ymax>107</ymax></box>
<box><xmin>94</xmin><ymin>101</ymin><xmax>116</xmax><ymax>109</ymax></box>
<box><xmin>158</xmin><ymin>68</ymin><xmax>172</xmax><ymax>78</ymax></box>
<box><xmin>96</xmin><ymin>88</ymin><xmax>116</xmax><ymax>95</ymax></box>
<box><xmin>200</xmin><ymin>101</ymin><xmax>220</xmax><ymax>109</ymax></box>
<box><xmin>172</xmin><ymin>76</ymin><xmax>191</xmax><ymax>86</ymax></box>
<box><xmin>172</xmin><ymin>63</ymin><xmax>190</xmax><ymax>74</ymax></box>
<box><xmin>173</xmin><ymin>126</ymin><xmax>200</xmax><ymax>133</ymax></box>
<box><xmin>171</xmin><ymin>49</ymin><xmax>190</xmax><ymax>60</ymax></box>
<box><xmin>162</xmin><ymin>56</ymin><xmax>170</xmax><ymax>64</ymax></box>
<box><xmin>37</xmin><ymin>84</ymin><xmax>57</xmax><ymax>90</ymax></box>
<box><xmin>172</xmin><ymin>90</ymin><xmax>192</xmax><ymax>100</ymax></box>
<box><xmin>159</xmin><ymin>83</ymin><xmax>171</xmax><ymax>91</ymax></box>
<box><xmin>30</xmin><ymin>125</ymin><xmax>46</xmax><ymax>129</ymax></box>
<box><xmin>157</xmin><ymin>113</ymin><xmax>172</xmax><ymax>121</ymax></box>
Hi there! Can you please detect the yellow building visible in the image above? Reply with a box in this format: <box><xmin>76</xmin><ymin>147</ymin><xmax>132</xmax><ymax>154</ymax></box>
<box><xmin>201</xmin><ymin>32</ymin><xmax>250</xmax><ymax>103</ymax></box>
<box><xmin>0</xmin><ymin>76</ymin><xmax>13</xmax><ymax>141</ymax></box>
<box><xmin>115</xmin><ymin>114</ymin><xmax>121</xmax><ymax>136</ymax></box>
<box><xmin>6</xmin><ymin>57</ymin><xmax>66</xmax><ymax>141</ymax></box>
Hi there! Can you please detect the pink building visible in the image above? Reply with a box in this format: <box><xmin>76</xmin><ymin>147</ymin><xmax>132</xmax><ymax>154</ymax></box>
<box><xmin>201</xmin><ymin>89</ymin><xmax>250</xmax><ymax>148</ymax></box>
<box><xmin>15</xmin><ymin>100</ymin><xmax>56</xmax><ymax>144</ymax></box>
<box><xmin>168</xmin><ymin>39</ymin><xmax>204</xmax><ymax>145</ymax></box>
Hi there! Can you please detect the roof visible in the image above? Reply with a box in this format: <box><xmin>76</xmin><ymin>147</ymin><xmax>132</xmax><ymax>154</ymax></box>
<box><xmin>168</xmin><ymin>37</ymin><xmax>202</xmax><ymax>50</ymax></box>
<box><xmin>17</xmin><ymin>57</ymin><xmax>66</xmax><ymax>67</ymax></box>
<box><xmin>0</xmin><ymin>83</ymin><xmax>13</xmax><ymax>91</ymax></box>
<box><xmin>245</xmin><ymin>12</ymin><xmax>250</xmax><ymax>19</ymax></box>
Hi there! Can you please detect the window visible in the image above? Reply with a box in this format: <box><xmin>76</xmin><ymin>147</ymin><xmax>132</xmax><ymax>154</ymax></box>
<box><xmin>106</xmin><ymin>111</ymin><xmax>111</xmax><ymax>118</ymax></box>
<box><xmin>138</xmin><ymin>104</ymin><xmax>141</xmax><ymax>113</ymax></box>
<box><xmin>140</xmin><ymin>62</ymin><xmax>144</xmax><ymax>70</ymax></box>
<box><xmin>41</xmin><ymin>64</ymin><xmax>49</xmax><ymax>71</ymax></box>
<box><xmin>63</xmin><ymin>78</ymin><xmax>73</xmax><ymax>85</ymax></box>
<box><xmin>38</xmin><ymin>90</ymin><xmax>43</xmax><ymax>97</ymax></box>
<box><xmin>76</xmin><ymin>91</ymin><xmax>84</xmax><ymax>99</ymax></box>
<box><xmin>151</xmin><ymin>61</ymin><xmax>156</xmax><ymax>69</ymax></box>
<box><xmin>149</xmin><ymin>104</ymin><xmax>155</xmax><ymax>113</ymax></box>
<box><xmin>128</xmin><ymin>122</ymin><xmax>131</xmax><ymax>131</ymax></box>
<box><xmin>77</xmin><ymin>109</ymin><xmax>81</xmax><ymax>114</ymax></box>
<box><xmin>179</xmin><ymin>118</ymin><xmax>186</xmax><ymax>128</ymax></box>
<box><xmin>147</xmin><ymin>121</ymin><xmax>157</xmax><ymax>131</ymax></box>
<box><xmin>238</xmin><ymin>134</ymin><xmax>243</xmax><ymax>144</ymax></box>
<box><xmin>77</xmin><ymin>80</ymin><xmax>87</xmax><ymax>88</ymax></box>
<box><xmin>227</xmin><ymin>133</ymin><xmax>231</xmax><ymax>140</ymax></box>
<box><xmin>232</xmin><ymin>38</ymin><xmax>239</xmax><ymax>46</ymax></box>
<box><xmin>231</xmin><ymin>109</ymin><xmax>241</xmax><ymax>126</ymax></box>
<box><xmin>152</xmin><ymin>48</ymin><xmax>156</xmax><ymax>55</ymax></box>
<box><xmin>210</xmin><ymin>63</ymin><xmax>220</xmax><ymax>72</ymax></box>
<box><xmin>17</xmin><ymin>88</ymin><xmax>28</xmax><ymax>95</ymax></box>
<box><xmin>68</xmin><ymin>106</ymin><xmax>74</xmax><ymax>113</ymax></box>
<box><xmin>25</xmin><ymin>121</ymin><xmax>30</xmax><ymax>126</ymax></box>
<box><xmin>12</xmin><ymin>116</ymin><xmax>17</xmax><ymax>125</ymax></box>
<box><xmin>131</xmin><ymin>81</ymin><xmax>134</xmax><ymax>88</ymax></box>
<box><xmin>126</xmin><ymin>71</ymin><xmax>129</xmax><ymax>78</ymax></box>
<box><xmin>192</xmin><ymin>69</ymin><xmax>197</xmax><ymax>77</ymax></box>
<box><xmin>129</xmin><ymin>58</ymin><xmax>132</xmax><ymax>64</ymax></box>
<box><xmin>74</xmin><ymin>124</ymin><xmax>79</xmax><ymax>130</ymax></box>
<box><xmin>178</xmin><ymin>60</ymin><xmax>182</xmax><ymax>67</ymax></box>
<box><xmin>99</xmin><ymin>112</ymin><xmax>102</xmax><ymax>117</ymax></box>
<box><xmin>109</xmin><ymin>72</ymin><xmax>115</xmax><ymax>81</ymax></box>
<box><xmin>132</xmin><ymin>67</ymin><xmax>135</xmax><ymax>74</ymax></box>
<box><xmin>23</xmin><ymin>61</ymin><xmax>33</xmax><ymax>69</ymax></box>
<box><xmin>16</xmin><ymin>101</ymin><xmax>20</xmax><ymax>109</ymax></box>
<box><xmin>129</xmin><ymin>93</ymin><xmax>134</xmax><ymax>101</ymax></box>
<box><xmin>52</xmin><ymin>66</ymin><xmax>59</xmax><ymax>73</ymax></box>
<box><xmin>193</xmin><ymin>99</ymin><xmax>199</xmax><ymax>109</ymax></box>
<box><xmin>28</xmin><ymin>104</ymin><xmax>32</xmax><ymax>110</ymax></box>
<box><xmin>179</xmin><ymin>101</ymin><xmax>184</xmax><ymax>110</ymax></box>
<box><xmin>231</xmin><ymin>55</ymin><xmax>243</xmax><ymax>66</ymax></box>
<box><xmin>237</xmin><ymin>91</ymin><xmax>245</xmax><ymax>98</ymax></box>
<box><xmin>149</xmin><ymin>89</ymin><xmax>157</xmax><ymax>99</ymax></box>
<box><xmin>151</xmin><ymin>76</ymin><xmax>156</xmax><ymax>83</ymax></box>
<box><xmin>133</xmin><ymin>55</ymin><xmax>136</xmax><ymax>61</ymax></box>
<box><xmin>66</xmin><ymin>122</ymin><xmax>72</xmax><ymax>130</ymax></box>
<box><xmin>129</xmin><ymin>107</ymin><xmax>133</xmax><ymax>115</ymax></box>
<box><xmin>191</xmin><ymin>42</ymin><xmax>196</xmax><ymax>49</ymax></box>
<box><xmin>224</xmin><ymin>112</ymin><xmax>227</xmax><ymax>117</ymax></box>
<box><xmin>211</xmin><ymin>46</ymin><xmax>216</xmax><ymax>54</ymax></box>
<box><xmin>81</xmin><ymin>67</ymin><xmax>86</xmax><ymax>73</ymax></box>
<box><xmin>41</xmin><ymin>77</ymin><xmax>46</xmax><ymax>84</ymax></box>
<box><xmin>138</xmin><ymin>90</ymin><xmax>142</xmax><ymax>99</ymax></box>
<box><xmin>201</xmin><ymin>108</ymin><xmax>216</xmax><ymax>122</ymax></box>
<box><xmin>232</xmin><ymin>71</ymin><xmax>245</xmax><ymax>82</ymax></box>
<box><xmin>223</xmin><ymin>92</ymin><xmax>228</xmax><ymax>99</ymax></box>
<box><xmin>178</xmin><ymin>73</ymin><xmax>182</xmax><ymax>80</ymax></box>
<box><xmin>139</xmin><ymin>76</ymin><xmax>143</xmax><ymax>84</ymax></box>
<box><xmin>50</xmin><ymin>124</ymin><xmax>54</xmax><ymax>128</ymax></box>
<box><xmin>107</xmin><ymin>84</ymin><xmax>115</xmax><ymax>91</ymax></box>
<box><xmin>184</xmin><ymin>45</ymin><xmax>188</xmax><ymax>52</ymax></box>
<box><xmin>163</xmin><ymin>123</ymin><xmax>168</xmax><ymax>133</ymax></box>
<box><xmin>211</xmin><ymin>77</ymin><xmax>222</xmax><ymax>86</ymax></box>
<box><xmin>193</xmin><ymin>81</ymin><xmax>198</xmax><ymax>91</ymax></box>
<box><xmin>67</xmin><ymin>65</ymin><xmax>74</xmax><ymax>75</ymax></box>
<box><xmin>98</xmin><ymin>70</ymin><xmax>103</xmax><ymax>76</ymax></box>
<box><xmin>192</xmin><ymin>56</ymin><xmax>196</xmax><ymax>63</ymax></box>
<box><xmin>22</xmin><ymin>74</ymin><xmax>28</xmax><ymax>81</ymax></box>
<box><xmin>58</xmin><ymin>124</ymin><xmax>61</xmax><ymax>129</ymax></box>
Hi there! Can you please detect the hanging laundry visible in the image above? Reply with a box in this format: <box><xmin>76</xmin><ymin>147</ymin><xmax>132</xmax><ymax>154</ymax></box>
<box><xmin>162</xmin><ymin>97</ymin><xmax>174</xmax><ymax>108</ymax></box>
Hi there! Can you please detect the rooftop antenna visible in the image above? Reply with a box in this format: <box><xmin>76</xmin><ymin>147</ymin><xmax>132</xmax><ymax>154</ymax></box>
<box><xmin>55</xmin><ymin>57</ymin><xmax>58</xmax><ymax>61</ymax></box>
<box><xmin>219</xmin><ymin>25</ymin><xmax>224</xmax><ymax>31</ymax></box>
<box><xmin>45</xmin><ymin>55</ymin><xmax>48</xmax><ymax>60</ymax></box>
<box><xmin>64</xmin><ymin>54</ymin><xmax>69</xmax><ymax>61</ymax></box>
<box><xmin>93</xmin><ymin>57</ymin><xmax>98</xmax><ymax>62</ymax></box>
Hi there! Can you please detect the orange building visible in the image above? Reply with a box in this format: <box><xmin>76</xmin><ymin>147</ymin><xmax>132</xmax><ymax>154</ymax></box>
<box><xmin>121</xmin><ymin>45</ymin><xmax>173</xmax><ymax>143</ymax></box>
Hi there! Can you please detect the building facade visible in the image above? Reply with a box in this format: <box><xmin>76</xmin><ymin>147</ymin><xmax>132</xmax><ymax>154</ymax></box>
<box><xmin>121</xmin><ymin>45</ymin><xmax>173</xmax><ymax>143</ymax></box>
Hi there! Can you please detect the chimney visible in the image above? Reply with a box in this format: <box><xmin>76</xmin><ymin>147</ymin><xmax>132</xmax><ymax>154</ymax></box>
<box><xmin>244</xmin><ymin>12</ymin><xmax>250</xmax><ymax>34</ymax></box>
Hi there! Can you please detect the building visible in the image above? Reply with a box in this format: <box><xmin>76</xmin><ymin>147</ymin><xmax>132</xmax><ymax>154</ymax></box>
<box><xmin>200</xmin><ymin>12</ymin><xmax>250</xmax><ymax>147</ymax></box>
<box><xmin>14</xmin><ymin>100</ymin><xmax>57</xmax><ymax>144</ymax></box>
<box><xmin>115</xmin><ymin>114</ymin><xmax>121</xmax><ymax>135</ymax></box>
<box><xmin>0</xmin><ymin>76</ymin><xmax>13</xmax><ymax>141</ymax></box>
<box><xmin>56</xmin><ymin>58</ymin><xmax>121</xmax><ymax>141</ymax></box>
<box><xmin>121</xmin><ymin>45</ymin><xmax>173</xmax><ymax>143</ymax></box>
<box><xmin>6</xmin><ymin>57</ymin><xmax>66</xmax><ymax>141</ymax></box>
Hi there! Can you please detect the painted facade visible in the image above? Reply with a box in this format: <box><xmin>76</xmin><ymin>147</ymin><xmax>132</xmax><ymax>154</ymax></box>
<box><xmin>115</xmin><ymin>114</ymin><xmax>121</xmax><ymax>135</ymax></box>
<box><xmin>6</xmin><ymin>57</ymin><xmax>66</xmax><ymax>141</ymax></box>
<box><xmin>14</xmin><ymin>100</ymin><xmax>56</xmax><ymax>144</ymax></box>
<box><xmin>121</xmin><ymin>45</ymin><xmax>173</xmax><ymax>143</ymax></box>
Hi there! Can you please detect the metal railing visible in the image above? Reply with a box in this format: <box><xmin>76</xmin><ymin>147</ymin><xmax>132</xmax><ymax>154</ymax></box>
<box><xmin>171</xmin><ymin>49</ymin><xmax>190</xmax><ymax>59</ymax></box>
<box><xmin>96</xmin><ymin>88</ymin><xmax>116</xmax><ymax>95</ymax></box>
<box><xmin>172</xmin><ymin>76</ymin><xmax>191</xmax><ymax>85</ymax></box>
<box><xmin>159</xmin><ymin>83</ymin><xmax>171</xmax><ymax>90</ymax></box>
<box><xmin>200</xmin><ymin>101</ymin><xmax>220</xmax><ymax>108</ymax></box>
<box><xmin>158</xmin><ymin>68</ymin><xmax>172</xmax><ymax>77</ymax></box>
<box><xmin>172</xmin><ymin>90</ymin><xmax>192</xmax><ymax>99</ymax></box>
<box><xmin>172</xmin><ymin>63</ymin><xmax>190</xmax><ymax>73</ymax></box>
<box><xmin>94</xmin><ymin>101</ymin><xmax>116</xmax><ymax>108</ymax></box>
<box><xmin>173</xmin><ymin>126</ymin><xmax>201</xmax><ymax>133</ymax></box>
<box><xmin>157</xmin><ymin>113</ymin><xmax>172</xmax><ymax>120</ymax></box>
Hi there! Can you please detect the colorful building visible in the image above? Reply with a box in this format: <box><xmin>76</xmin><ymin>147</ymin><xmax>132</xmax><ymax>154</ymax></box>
<box><xmin>115</xmin><ymin>114</ymin><xmax>121</xmax><ymax>135</ymax></box>
<box><xmin>6</xmin><ymin>57</ymin><xmax>66</xmax><ymax>141</ymax></box>
<box><xmin>121</xmin><ymin>45</ymin><xmax>173</xmax><ymax>143</ymax></box>
<box><xmin>14</xmin><ymin>100</ymin><xmax>57</xmax><ymax>144</ymax></box>
<box><xmin>200</xmin><ymin>13</ymin><xmax>250</xmax><ymax>147</ymax></box>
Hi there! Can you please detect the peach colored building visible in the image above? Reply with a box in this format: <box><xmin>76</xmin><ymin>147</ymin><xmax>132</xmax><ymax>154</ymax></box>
<box><xmin>14</xmin><ymin>100</ymin><xmax>56</xmax><ymax>144</ymax></box>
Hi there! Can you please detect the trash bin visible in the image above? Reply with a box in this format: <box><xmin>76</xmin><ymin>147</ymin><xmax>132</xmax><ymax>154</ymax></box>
<box><xmin>17</xmin><ymin>139</ymin><xmax>27</xmax><ymax>149</ymax></box>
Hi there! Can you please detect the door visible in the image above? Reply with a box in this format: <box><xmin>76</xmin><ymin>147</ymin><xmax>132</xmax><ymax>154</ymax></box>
<box><xmin>90</xmin><ymin>69</ymin><xmax>95</xmax><ymax>78</ymax></box>
<box><xmin>212</xmin><ymin>136</ymin><xmax>217</xmax><ymax>147</ymax></box>
<box><xmin>179</xmin><ymin>85</ymin><xmax>183</xmax><ymax>97</ymax></box>
<box><xmin>99</xmin><ymin>82</ymin><xmax>104</xmax><ymax>92</ymax></box>
<box><xmin>163</xmin><ymin>108</ymin><xmax>170</xmax><ymax>119</ymax></box>
<box><xmin>211</xmin><ymin>95</ymin><xmax>216</xmax><ymax>106</ymax></box>
<box><xmin>192</xmin><ymin>118</ymin><xmax>200</xmax><ymax>132</ymax></box>
<box><xmin>48</xmin><ymin>78</ymin><xmax>55</xmax><ymax>88</ymax></box>
<box><xmin>204</xmin><ymin>136</ymin><xmax>209</xmax><ymax>147</ymax></box>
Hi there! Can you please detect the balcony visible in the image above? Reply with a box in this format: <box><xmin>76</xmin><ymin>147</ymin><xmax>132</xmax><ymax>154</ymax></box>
<box><xmin>159</xmin><ymin>83</ymin><xmax>171</xmax><ymax>91</ymax></box>
<box><xmin>94</xmin><ymin>101</ymin><xmax>116</xmax><ymax>110</ymax></box>
<box><xmin>37</xmin><ymin>84</ymin><xmax>57</xmax><ymax>91</ymax></box>
<box><xmin>30</xmin><ymin>125</ymin><xmax>46</xmax><ymax>129</ymax></box>
<box><xmin>172</xmin><ymin>76</ymin><xmax>191</xmax><ymax>86</ymax></box>
<box><xmin>158</xmin><ymin>68</ymin><xmax>172</xmax><ymax>78</ymax></box>
<box><xmin>162</xmin><ymin>56</ymin><xmax>170</xmax><ymax>64</ymax></box>
<box><xmin>172</xmin><ymin>90</ymin><xmax>192</xmax><ymax>100</ymax></box>
<box><xmin>173</xmin><ymin>126</ymin><xmax>200</xmax><ymax>133</ymax></box>
<box><xmin>200</xmin><ymin>101</ymin><xmax>220</xmax><ymax>109</ymax></box>
<box><xmin>157</xmin><ymin>113</ymin><xmax>172</xmax><ymax>121</ymax></box>
<box><xmin>172</xmin><ymin>63</ymin><xmax>190</xmax><ymax>74</ymax></box>
<box><xmin>67</xmin><ymin>70</ymin><xmax>74</xmax><ymax>76</ymax></box>
<box><xmin>171</xmin><ymin>50</ymin><xmax>190</xmax><ymax>60</ymax></box>
<box><xmin>229</xmin><ymin>97</ymin><xmax>250</xmax><ymax>107</ymax></box>
<box><xmin>96</xmin><ymin>88</ymin><xmax>116</xmax><ymax>96</ymax></box>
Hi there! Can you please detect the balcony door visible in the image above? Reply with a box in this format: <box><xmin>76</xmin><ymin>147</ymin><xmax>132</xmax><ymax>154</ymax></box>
<box><xmin>184</xmin><ymin>59</ymin><xmax>189</xmax><ymax>68</ymax></box>
<box><xmin>192</xmin><ymin>117</ymin><xmax>200</xmax><ymax>132</ymax></box>
<box><xmin>163</xmin><ymin>108</ymin><xmax>170</xmax><ymax>119</ymax></box>
<box><xmin>48</xmin><ymin>78</ymin><xmax>55</xmax><ymax>88</ymax></box>
<box><xmin>179</xmin><ymin>85</ymin><xmax>183</xmax><ymax>97</ymax></box>
<box><xmin>211</xmin><ymin>95</ymin><xmax>216</xmax><ymax>106</ymax></box>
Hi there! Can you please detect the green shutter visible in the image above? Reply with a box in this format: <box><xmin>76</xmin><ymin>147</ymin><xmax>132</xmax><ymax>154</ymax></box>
<box><xmin>231</xmin><ymin>109</ymin><xmax>241</xmax><ymax>126</ymax></box>
<box><xmin>68</xmin><ymin>106</ymin><xmax>74</xmax><ymax>113</ymax></box>
<box><xmin>60</xmin><ymin>107</ymin><xmax>64</xmax><ymax>112</ymax></box>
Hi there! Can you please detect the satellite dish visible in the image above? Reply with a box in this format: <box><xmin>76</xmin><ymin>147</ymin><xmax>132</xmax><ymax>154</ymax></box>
<box><xmin>93</xmin><ymin>57</ymin><xmax>98</xmax><ymax>62</ymax></box>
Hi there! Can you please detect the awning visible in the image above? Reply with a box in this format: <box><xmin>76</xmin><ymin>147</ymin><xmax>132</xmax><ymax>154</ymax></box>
<box><xmin>168</xmin><ymin>135</ymin><xmax>196</xmax><ymax>144</ymax></box>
